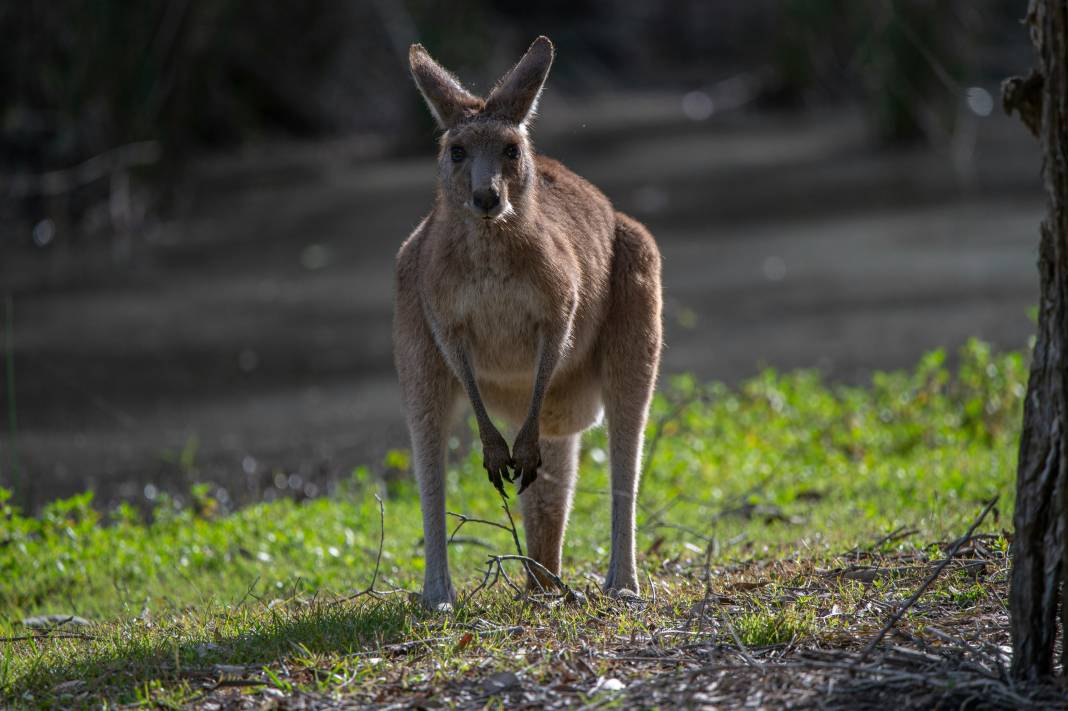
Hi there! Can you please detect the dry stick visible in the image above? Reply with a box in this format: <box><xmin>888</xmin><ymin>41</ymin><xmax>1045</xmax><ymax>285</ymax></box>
<box><xmin>853</xmin><ymin>526</ymin><xmax>919</xmax><ymax>560</ymax></box>
<box><xmin>464</xmin><ymin>488</ymin><xmax>549</xmax><ymax>597</ymax></box>
<box><xmin>450</xmin><ymin>489</ymin><xmax>524</xmax><ymax>555</ymax></box>
<box><xmin>445</xmin><ymin>535</ymin><xmax>494</xmax><ymax>550</ymax></box>
<box><xmin>448</xmin><ymin>513</ymin><xmax>515</xmax><ymax>542</ymax></box>
<box><xmin>0</xmin><ymin>632</ymin><xmax>98</xmax><ymax>643</ymax></box>
<box><xmin>468</xmin><ymin>558</ymin><xmax>502</xmax><ymax>598</ymax></box>
<box><xmin>468</xmin><ymin>553</ymin><xmax>573</xmax><ymax>601</ymax></box>
<box><xmin>858</xmin><ymin>496</ymin><xmax>999</xmax><ymax>661</ymax></box>
<box><xmin>493</xmin><ymin>558</ymin><xmax>524</xmax><ymax>595</ymax></box>
<box><xmin>683</xmin><ymin>526</ymin><xmax>719</xmax><ymax>633</ymax></box>
<box><xmin>493</xmin><ymin>555</ymin><xmax>574</xmax><ymax>595</ymax></box>
<box><xmin>455</xmin><ymin>490</ymin><xmax>586</xmax><ymax>602</ymax></box>
<box><xmin>499</xmin><ymin>493</ymin><xmax>524</xmax><ymax>557</ymax></box>
<box><xmin>477</xmin><ymin>553</ymin><xmax>578</xmax><ymax>601</ymax></box>
<box><xmin>720</xmin><ymin>612</ymin><xmax>762</xmax><ymax>668</ymax></box>
<box><xmin>335</xmin><ymin>494</ymin><xmax>405</xmax><ymax>604</ymax></box>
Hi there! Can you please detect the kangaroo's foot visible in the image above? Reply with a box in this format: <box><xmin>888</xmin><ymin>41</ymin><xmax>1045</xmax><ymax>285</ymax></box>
<box><xmin>421</xmin><ymin>574</ymin><xmax>457</xmax><ymax>613</ymax></box>
<box><xmin>603</xmin><ymin>565</ymin><xmax>640</xmax><ymax>598</ymax></box>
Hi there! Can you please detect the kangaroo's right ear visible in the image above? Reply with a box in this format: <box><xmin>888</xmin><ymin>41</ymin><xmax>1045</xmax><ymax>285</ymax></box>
<box><xmin>409</xmin><ymin>44</ymin><xmax>483</xmax><ymax>130</ymax></box>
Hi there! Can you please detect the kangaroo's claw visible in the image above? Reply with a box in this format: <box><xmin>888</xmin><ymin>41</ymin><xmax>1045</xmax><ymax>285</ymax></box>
<box><xmin>516</xmin><ymin>464</ymin><xmax>539</xmax><ymax>495</ymax></box>
<box><xmin>503</xmin><ymin>463</ymin><xmax>520</xmax><ymax>483</ymax></box>
<box><xmin>487</xmin><ymin>466</ymin><xmax>509</xmax><ymax>499</ymax></box>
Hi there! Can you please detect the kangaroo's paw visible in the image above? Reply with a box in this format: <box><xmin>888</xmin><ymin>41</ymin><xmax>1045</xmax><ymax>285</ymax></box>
<box><xmin>482</xmin><ymin>429</ymin><xmax>513</xmax><ymax>498</ymax></box>
<box><xmin>511</xmin><ymin>430</ymin><xmax>541</xmax><ymax>494</ymax></box>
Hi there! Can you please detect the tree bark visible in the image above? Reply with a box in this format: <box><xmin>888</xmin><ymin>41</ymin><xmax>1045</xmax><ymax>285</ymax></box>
<box><xmin>1005</xmin><ymin>0</ymin><xmax>1068</xmax><ymax>682</ymax></box>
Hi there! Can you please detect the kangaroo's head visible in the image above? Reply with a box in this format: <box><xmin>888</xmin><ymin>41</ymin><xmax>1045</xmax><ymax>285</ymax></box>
<box><xmin>409</xmin><ymin>37</ymin><xmax>554</xmax><ymax>224</ymax></box>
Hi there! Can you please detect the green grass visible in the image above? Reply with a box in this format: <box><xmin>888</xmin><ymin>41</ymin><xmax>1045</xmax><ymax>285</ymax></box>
<box><xmin>0</xmin><ymin>339</ymin><xmax>1025</xmax><ymax>707</ymax></box>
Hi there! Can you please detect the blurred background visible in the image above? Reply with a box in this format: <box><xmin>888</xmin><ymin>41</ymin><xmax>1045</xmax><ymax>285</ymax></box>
<box><xmin>0</xmin><ymin>1</ymin><xmax>1042</xmax><ymax>512</ymax></box>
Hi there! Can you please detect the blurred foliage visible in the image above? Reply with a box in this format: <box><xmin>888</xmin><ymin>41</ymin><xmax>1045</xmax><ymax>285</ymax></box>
<box><xmin>4</xmin><ymin>2</ymin><xmax>366</xmax><ymax>168</ymax></box>
<box><xmin>0</xmin><ymin>1</ymin><xmax>1030</xmax><ymax>239</ymax></box>
<box><xmin>2</xmin><ymin>1</ymin><xmax>1029</xmax><ymax>169</ymax></box>
<box><xmin>1</xmin><ymin>1</ymin><xmax>610</xmax><ymax>174</ymax></box>
<box><xmin>775</xmin><ymin>0</ymin><xmax>1023</xmax><ymax>145</ymax></box>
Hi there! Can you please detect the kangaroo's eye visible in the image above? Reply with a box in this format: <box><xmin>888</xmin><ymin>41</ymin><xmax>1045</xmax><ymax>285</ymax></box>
<box><xmin>504</xmin><ymin>144</ymin><xmax>520</xmax><ymax>160</ymax></box>
<box><xmin>450</xmin><ymin>146</ymin><xmax>466</xmax><ymax>163</ymax></box>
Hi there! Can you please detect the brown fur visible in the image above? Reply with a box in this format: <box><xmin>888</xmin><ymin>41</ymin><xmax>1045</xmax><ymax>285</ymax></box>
<box><xmin>395</xmin><ymin>37</ymin><xmax>662</xmax><ymax>608</ymax></box>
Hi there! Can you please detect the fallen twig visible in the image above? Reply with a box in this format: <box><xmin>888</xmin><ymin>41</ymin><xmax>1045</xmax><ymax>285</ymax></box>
<box><xmin>448</xmin><ymin>513</ymin><xmax>515</xmax><ymax>542</ymax></box>
<box><xmin>851</xmin><ymin>526</ymin><xmax>920</xmax><ymax>561</ymax></box>
<box><xmin>0</xmin><ymin>632</ymin><xmax>98</xmax><ymax>643</ymax></box>
<box><xmin>333</xmin><ymin>494</ymin><xmax>407</xmax><ymax>604</ymax></box>
<box><xmin>453</xmin><ymin>495</ymin><xmax>583</xmax><ymax>604</ymax></box>
<box><xmin>858</xmin><ymin>496</ymin><xmax>999</xmax><ymax>661</ymax></box>
<box><xmin>720</xmin><ymin>612</ymin><xmax>763</xmax><ymax>668</ymax></box>
<box><xmin>499</xmin><ymin>495</ymin><xmax>524</xmax><ymax>557</ymax></box>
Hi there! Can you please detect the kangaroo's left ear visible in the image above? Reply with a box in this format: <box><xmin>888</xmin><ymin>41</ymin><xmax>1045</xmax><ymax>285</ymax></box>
<box><xmin>484</xmin><ymin>36</ymin><xmax>554</xmax><ymax>126</ymax></box>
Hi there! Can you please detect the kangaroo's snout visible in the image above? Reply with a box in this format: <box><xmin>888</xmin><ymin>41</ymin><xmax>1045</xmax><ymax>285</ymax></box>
<box><xmin>472</xmin><ymin>188</ymin><xmax>501</xmax><ymax>215</ymax></box>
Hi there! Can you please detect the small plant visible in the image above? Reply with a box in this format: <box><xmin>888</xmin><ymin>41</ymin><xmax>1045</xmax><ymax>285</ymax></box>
<box><xmin>734</xmin><ymin>604</ymin><xmax>816</xmax><ymax>648</ymax></box>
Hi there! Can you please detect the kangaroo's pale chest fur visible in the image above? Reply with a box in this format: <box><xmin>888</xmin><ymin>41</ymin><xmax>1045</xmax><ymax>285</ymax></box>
<box><xmin>425</xmin><ymin>227</ymin><xmax>573</xmax><ymax>383</ymax></box>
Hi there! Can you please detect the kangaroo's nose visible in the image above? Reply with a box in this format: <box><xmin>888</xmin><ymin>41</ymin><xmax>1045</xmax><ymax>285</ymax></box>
<box><xmin>472</xmin><ymin>188</ymin><xmax>500</xmax><ymax>213</ymax></box>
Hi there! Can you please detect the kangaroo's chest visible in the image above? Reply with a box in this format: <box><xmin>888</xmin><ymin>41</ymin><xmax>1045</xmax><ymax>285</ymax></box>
<box><xmin>456</xmin><ymin>269</ymin><xmax>544</xmax><ymax>372</ymax></box>
<box><xmin>430</xmin><ymin>249</ymin><xmax>551</xmax><ymax>378</ymax></box>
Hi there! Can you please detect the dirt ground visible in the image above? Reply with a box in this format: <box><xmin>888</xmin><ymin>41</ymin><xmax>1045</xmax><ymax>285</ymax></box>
<box><xmin>1</xmin><ymin>95</ymin><xmax>1044</xmax><ymax>511</ymax></box>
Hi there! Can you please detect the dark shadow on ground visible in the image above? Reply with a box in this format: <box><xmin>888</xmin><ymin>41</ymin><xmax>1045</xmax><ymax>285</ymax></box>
<box><xmin>7</xmin><ymin>596</ymin><xmax>420</xmax><ymax>707</ymax></box>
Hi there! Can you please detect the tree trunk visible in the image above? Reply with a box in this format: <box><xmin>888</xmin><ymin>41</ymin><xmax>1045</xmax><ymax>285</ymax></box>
<box><xmin>1005</xmin><ymin>0</ymin><xmax>1068</xmax><ymax>682</ymax></box>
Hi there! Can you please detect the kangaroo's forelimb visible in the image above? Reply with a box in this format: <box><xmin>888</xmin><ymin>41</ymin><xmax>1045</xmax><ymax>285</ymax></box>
<box><xmin>513</xmin><ymin>321</ymin><xmax>571</xmax><ymax>493</ymax></box>
<box><xmin>454</xmin><ymin>346</ymin><xmax>513</xmax><ymax>497</ymax></box>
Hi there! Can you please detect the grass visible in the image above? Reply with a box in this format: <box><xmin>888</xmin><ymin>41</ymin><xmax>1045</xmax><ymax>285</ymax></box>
<box><xmin>0</xmin><ymin>339</ymin><xmax>1026</xmax><ymax>708</ymax></box>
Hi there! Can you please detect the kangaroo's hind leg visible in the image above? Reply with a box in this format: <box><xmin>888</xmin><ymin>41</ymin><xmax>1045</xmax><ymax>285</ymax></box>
<box><xmin>599</xmin><ymin>213</ymin><xmax>662</xmax><ymax>596</ymax></box>
<box><xmin>395</xmin><ymin>243</ymin><xmax>461</xmax><ymax>610</ymax></box>
<box><xmin>403</xmin><ymin>375</ymin><xmax>459</xmax><ymax>610</ymax></box>
<box><xmin>519</xmin><ymin>434</ymin><xmax>579</xmax><ymax>589</ymax></box>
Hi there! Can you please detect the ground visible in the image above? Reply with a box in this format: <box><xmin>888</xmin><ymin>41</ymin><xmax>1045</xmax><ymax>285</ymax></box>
<box><xmin>0</xmin><ymin>95</ymin><xmax>1043</xmax><ymax>512</ymax></box>
<box><xmin>3</xmin><ymin>344</ymin><xmax>1062</xmax><ymax>709</ymax></box>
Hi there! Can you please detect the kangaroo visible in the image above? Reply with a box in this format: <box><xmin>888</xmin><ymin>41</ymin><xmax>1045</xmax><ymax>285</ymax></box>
<box><xmin>394</xmin><ymin>36</ymin><xmax>662</xmax><ymax>610</ymax></box>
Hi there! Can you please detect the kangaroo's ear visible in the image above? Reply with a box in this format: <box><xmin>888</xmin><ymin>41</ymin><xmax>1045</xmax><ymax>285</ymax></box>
<box><xmin>484</xmin><ymin>36</ymin><xmax>554</xmax><ymax>126</ymax></box>
<box><xmin>409</xmin><ymin>44</ymin><xmax>483</xmax><ymax>130</ymax></box>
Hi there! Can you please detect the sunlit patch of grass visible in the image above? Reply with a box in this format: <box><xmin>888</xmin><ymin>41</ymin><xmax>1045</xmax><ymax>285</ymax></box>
<box><xmin>734</xmin><ymin>603</ymin><xmax>817</xmax><ymax>648</ymax></box>
<box><xmin>0</xmin><ymin>339</ymin><xmax>1025</xmax><ymax>707</ymax></box>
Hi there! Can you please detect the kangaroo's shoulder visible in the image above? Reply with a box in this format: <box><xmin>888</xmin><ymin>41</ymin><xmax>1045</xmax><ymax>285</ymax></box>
<box><xmin>534</xmin><ymin>154</ymin><xmax>615</xmax><ymax>232</ymax></box>
<box><xmin>396</xmin><ymin>213</ymin><xmax>434</xmax><ymax>288</ymax></box>
<box><xmin>535</xmin><ymin>155</ymin><xmax>608</xmax><ymax>203</ymax></box>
